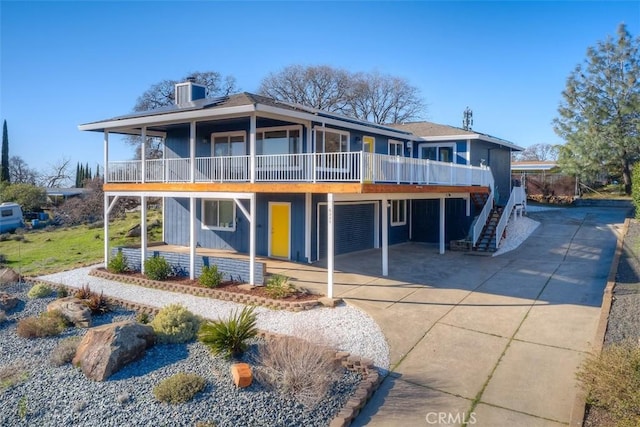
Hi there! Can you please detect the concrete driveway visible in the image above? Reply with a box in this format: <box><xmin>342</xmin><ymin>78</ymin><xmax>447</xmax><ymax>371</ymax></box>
<box><xmin>270</xmin><ymin>206</ymin><xmax>630</xmax><ymax>426</ymax></box>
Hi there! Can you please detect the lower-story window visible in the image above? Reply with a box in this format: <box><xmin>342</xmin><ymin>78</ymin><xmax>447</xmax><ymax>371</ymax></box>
<box><xmin>202</xmin><ymin>199</ymin><xmax>236</xmax><ymax>231</ymax></box>
<box><xmin>391</xmin><ymin>200</ymin><xmax>406</xmax><ymax>226</ymax></box>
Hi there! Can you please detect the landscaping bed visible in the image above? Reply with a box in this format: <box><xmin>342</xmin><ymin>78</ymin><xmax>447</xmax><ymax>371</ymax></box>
<box><xmin>0</xmin><ymin>281</ymin><xmax>377</xmax><ymax>426</ymax></box>
<box><xmin>90</xmin><ymin>268</ymin><xmax>321</xmax><ymax>312</ymax></box>
<box><xmin>582</xmin><ymin>218</ymin><xmax>640</xmax><ymax>427</ymax></box>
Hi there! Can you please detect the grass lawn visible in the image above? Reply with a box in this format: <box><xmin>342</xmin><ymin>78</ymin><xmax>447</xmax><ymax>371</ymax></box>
<box><xmin>0</xmin><ymin>211</ymin><xmax>162</xmax><ymax>276</ymax></box>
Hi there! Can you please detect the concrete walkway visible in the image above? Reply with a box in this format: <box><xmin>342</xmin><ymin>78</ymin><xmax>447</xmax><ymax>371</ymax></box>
<box><xmin>269</xmin><ymin>206</ymin><xmax>629</xmax><ymax>426</ymax></box>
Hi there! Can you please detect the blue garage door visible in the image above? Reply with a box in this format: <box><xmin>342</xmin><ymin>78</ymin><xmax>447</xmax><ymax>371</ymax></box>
<box><xmin>318</xmin><ymin>203</ymin><xmax>376</xmax><ymax>259</ymax></box>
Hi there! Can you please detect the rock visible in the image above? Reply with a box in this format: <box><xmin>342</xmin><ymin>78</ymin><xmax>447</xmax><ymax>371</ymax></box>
<box><xmin>0</xmin><ymin>292</ymin><xmax>18</xmax><ymax>311</ymax></box>
<box><xmin>0</xmin><ymin>268</ymin><xmax>20</xmax><ymax>285</ymax></box>
<box><xmin>125</xmin><ymin>224</ymin><xmax>141</xmax><ymax>237</ymax></box>
<box><xmin>231</xmin><ymin>363</ymin><xmax>252</xmax><ymax>388</ymax></box>
<box><xmin>47</xmin><ymin>297</ymin><xmax>92</xmax><ymax>327</ymax></box>
<box><xmin>72</xmin><ymin>320</ymin><xmax>155</xmax><ymax>381</ymax></box>
<box><xmin>318</xmin><ymin>297</ymin><xmax>341</xmax><ymax>308</ymax></box>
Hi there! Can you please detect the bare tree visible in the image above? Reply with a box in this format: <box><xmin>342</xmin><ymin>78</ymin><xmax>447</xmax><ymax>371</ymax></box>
<box><xmin>39</xmin><ymin>158</ymin><xmax>72</xmax><ymax>188</ymax></box>
<box><xmin>129</xmin><ymin>71</ymin><xmax>239</xmax><ymax>159</ymax></box>
<box><xmin>259</xmin><ymin>65</ymin><xmax>426</xmax><ymax>124</ymax></box>
<box><xmin>259</xmin><ymin>65</ymin><xmax>352</xmax><ymax>113</ymax></box>
<box><xmin>512</xmin><ymin>143</ymin><xmax>560</xmax><ymax>162</ymax></box>
<box><xmin>9</xmin><ymin>156</ymin><xmax>38</xmax><ymax>184</ymax></box>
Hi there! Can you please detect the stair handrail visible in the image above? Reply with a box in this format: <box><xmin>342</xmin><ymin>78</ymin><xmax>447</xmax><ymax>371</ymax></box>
<box><xmin>472</xmin><ymin>193</ymin><xmax>493</xmax><ymax>247</ymax></box>
<box><xmin>494</xmin><ymin>186</ymin><xmax>520</xmax><ymax>249</ymax></box>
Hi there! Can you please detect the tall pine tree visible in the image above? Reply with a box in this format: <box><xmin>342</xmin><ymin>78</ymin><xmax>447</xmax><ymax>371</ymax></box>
<box><xmin>1</xmin><ymin>120</ymin><xmax>9</xmax><ymax>183</ymax></box>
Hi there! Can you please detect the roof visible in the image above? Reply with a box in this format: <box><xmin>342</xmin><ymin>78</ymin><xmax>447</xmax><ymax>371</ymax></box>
<box><xmin>45</xmin><ymin>188</ymin><xmax>91</xmax><ymax>198</ymax></box>
<box><xmin>389</xmin><ymin>121</ymin><xmax>524</xmax><ymax>151</ymax></box>
<box><xmin>79</xmin><ymin>92</ymin><xmax>413</xmax><ymax>139</ymax></box>
<box><xmin>511</xmin><ymin>161</ymin><xmax>558</xmax><ymax>172</ymax></box>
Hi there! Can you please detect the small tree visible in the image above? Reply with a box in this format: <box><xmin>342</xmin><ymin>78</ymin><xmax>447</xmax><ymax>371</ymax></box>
<box><xmin>1</xmin><ymin>120</ymin><xmax>9</xmax><ymax>183</ymax></box>
<box><xmin>0</xmin><ymin>183</ymin><xmax>46</xmax><ymax>211</ymax></box>
<box><xmin>632</xmin><ymin>162</ymin><xmax>640</xmax><ymax>218</ymax></box>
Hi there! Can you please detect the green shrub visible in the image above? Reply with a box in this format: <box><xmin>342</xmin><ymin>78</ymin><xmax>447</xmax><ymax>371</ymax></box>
<box><xmin>108</xmin><ymin>251</ymin><xmax>129</xmax><ymax>274</ymax></box>
<box><xmin>576</xmin><ymin>339</ymin><xmax>640</xmax><ymax>427</ymax></box>
<box><xmin>153</xmin><ymin>372</ymin><xmax>205</xmax><ymax>404</ymax></box>
<box><xmin>199</xmin><ymin>265</ymin><xmax>224</xmax><ymax>288</ymax></box>
<box><xmin>56</xmin><ymin>286</ymin><xmax>68</xmax><ymax>298</ymax></box>
<box><xmin>198</xmin><ymin>306</ymin><xmax>258</xmax><ymax>359</ymax></box>
<box><xmin>144</xmin><ymin>256</ymin><xmax>172</xmax><ymax>281</ymax></box>
<box><xmin>265</xmin><ymin>274</ymin><xmax>296</xmax><ymax>299</ymax></box>
<box><xmin>136</xmin><ymin>312</ymin><xmax>150</xmax><ymax>324</ymax></box>
<box><xmin>27</xmin><ymin>283</ymin><xmax>53</xmax><ymax>299</ymax></box>
<box><xmin>150</xmin><ymin>304</ymin><xmax>200</xmax><ymax>344</ymax></box>
<box><xmin>16</xmin><ymin>310</ymin><xmax>68</xmax><ymax>338</ymax></box>
<box><xmin>50</xmin><ymin>336</ymin><xmax>82</xmax><ymax>367</ymax></box>
<box><xmin>632</xmin><ymin>162</ymin><xmax>640</xmax><ymax>219</ymax></box>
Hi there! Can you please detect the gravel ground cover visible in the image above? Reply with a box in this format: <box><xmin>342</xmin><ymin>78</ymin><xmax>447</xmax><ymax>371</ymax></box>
<box><xmin>584</xmin><ymin>218</ymin><xmax>640</xmax><ymax>427</ymax></box>
<box><xmin>0</xmin><ymin>282</ymin><xmax>362</xmax><ymax>427</ymax></box>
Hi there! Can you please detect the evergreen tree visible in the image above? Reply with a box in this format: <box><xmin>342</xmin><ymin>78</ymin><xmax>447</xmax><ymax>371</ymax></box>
<box><xmin>75</xmin><ymin>162</ymin><xmax>81</xmax><ymax>187</ymax></box>
<box><xmin>553</xmin><ymin>24</ymin><xmax>640</xmax><ymax>194</ymax></box>
<box><xmin>1</xmin><ymin>120</ymin><xmax>9</xmax><ymax>183</ymax></box>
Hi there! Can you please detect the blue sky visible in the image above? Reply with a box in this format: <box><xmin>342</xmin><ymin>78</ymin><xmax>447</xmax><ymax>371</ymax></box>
<box><xmin>1</xmin><ymin>1</ymin><xmax>638</xmax><ymax>175</ymax></box>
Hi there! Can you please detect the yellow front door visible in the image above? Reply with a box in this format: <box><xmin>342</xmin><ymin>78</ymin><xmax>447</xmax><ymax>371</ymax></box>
<box><xmin>362</xmin><ymin>136</ymin><xmax>375</xmax><ymax>183</ymax></box>
<box><xmin>269</xmin><ymin>203</ymin><xmax>290</xmax><ymax>259</ymax></box>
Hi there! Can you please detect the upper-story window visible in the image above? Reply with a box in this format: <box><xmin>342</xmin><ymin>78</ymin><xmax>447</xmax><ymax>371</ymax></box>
<box><xmin>418</xmin><ymin>143</ymin><xmax>456</xmax><ymax>163</ymax></box>
<box><xmin>257</xmin><ymin>126</ymin><xmax>302</xmax><ymax>155</ymax></box>
<box><xmin>314</xmin><ymin>128</ymin><xmax>350</xmax><ymax>153</ymax></box>
<box><xmin>211</xmin><ymin>131</ymin><xmax>246</xmax><ymax>157</ymax></box>
<box><xmin>388</xmin><ymin>140</ymin><xmax>404</xmax><ymax>156</ymax></box>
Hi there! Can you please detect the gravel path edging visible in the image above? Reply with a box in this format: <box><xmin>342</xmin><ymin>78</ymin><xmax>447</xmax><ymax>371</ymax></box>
<box><xmin>568</xmin><ymin>217</ymin><xmax>630</xmax><ymax>427</ymax></box>
<box><xmin>24</xmin><ymin>277</ymin><xmax>382</xmax><ymax>427</ymax></box>
<box><xmin>89</xmin><ymin>268</ymin><xmax>320</xmax><ymax>312</ymax></box>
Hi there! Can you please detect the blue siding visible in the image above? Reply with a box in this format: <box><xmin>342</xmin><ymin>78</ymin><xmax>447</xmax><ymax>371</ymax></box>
<box><xmin>318</xmin><ymin>203</ymin><xmax>376</xmax><ymax>259</ymax></box>
<box><xmin>456</xmin><ymin>141</ymin><xmax>468</xmax><ymax>164</ymax></box>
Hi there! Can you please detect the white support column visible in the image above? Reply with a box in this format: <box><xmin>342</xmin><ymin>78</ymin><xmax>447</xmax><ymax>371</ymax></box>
<box><xmin>249</xmin><ymin>195</ymin><xmax>256</xmax><ymax>285</ymax></box>
<box><xmin>189</xmin><ymin>197</ymin><xmax>197</xmax><ymax>280</ymax></box>
<box><xmin>190</xmin><ymin>121</ymin><xmax>196</xmax><ymax>183</ymax></box>
<box><xmin>103</xmin><ymin>193</ymin><xmax>109</xmax><ymax>269</ymax></box>
<box><xmin>103</xmin><ymin>131</ymin><xmax>109</xmax><ymax>183</ymax></box>
<box><xmin>249</xmin><ymin>115</ymin><xmax>256</xmax><ymax>183</ymax></box>
<box><xmin>140</xmin><ymin>196</ymin><xmax>147</xmax><ymax>272</ymax></box>
<box><xmin>305</xmin><ymin>193</ymin><xmax>311</xmax><ymax>262</ymax></box>
<box><xmin>439</xmin><ymin>197</ymin><xmax>446</xmax><ymax>254</ymax></box>
<box><xmin>409</xmin><ymin>199</ymin><xmax>413</xmax><ymax>240</ymax></box>
<box><xmin>141</xmin><ymin>127</ymin><xmax>147</xmax><ymax>183</ymax></box>
<box><xmin>466</xmin><ymin>196</ymin><xmax>471</xmax><ymax>216</ymax></box>
<box><xmin>327</xmin><ymin>193</ymin><xmax>335</xmax><ymax>299</ymax></box>
<box><xmin>382</xmin><ymin>197</ymin><xmax>389</xmax><ymax>276</ymax></box>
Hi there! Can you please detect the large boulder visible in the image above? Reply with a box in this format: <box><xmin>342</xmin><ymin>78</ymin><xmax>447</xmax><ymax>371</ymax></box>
<box><xmin>0</xmin><ymin>268</ymin><xmax>20</xmax><ymax>285</ymax></box>
<box><xmin>72</xmin><ymin>320</ymin><xmax>155</xmax><ymax>381</ymax></box>
<box><xmin>47</xmin><ymin>297</ymin><xmax>92</xmax><ymax>327</ymax></box>
<box><xmin>0</xmin><ymin>292</ymin><xmax>18</xmax><ymax>311</ymax></box>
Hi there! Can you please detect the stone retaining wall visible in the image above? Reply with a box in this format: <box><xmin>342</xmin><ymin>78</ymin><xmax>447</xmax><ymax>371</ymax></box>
<box><xmin>90</xmin><ymin>268</ymin><xmax>318</xmax><ymax>312</ymax></box>
<box><xmin>113</xmin><ymin>247</ymin><xmax>266</xmax><ymax>285</ymax></box>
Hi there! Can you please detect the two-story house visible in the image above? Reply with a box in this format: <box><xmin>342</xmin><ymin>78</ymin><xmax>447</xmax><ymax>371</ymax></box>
<box><xmin>79</xmin><ymin>80</ymin><xmax>522</xmax><ymax>297</ymax></box>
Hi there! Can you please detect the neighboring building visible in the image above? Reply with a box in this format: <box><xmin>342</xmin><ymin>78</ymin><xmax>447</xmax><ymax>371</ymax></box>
<box><xmin>79</xmin><ymin>81</ymin><xmax>522</xmax><ymax>296</ymax></box>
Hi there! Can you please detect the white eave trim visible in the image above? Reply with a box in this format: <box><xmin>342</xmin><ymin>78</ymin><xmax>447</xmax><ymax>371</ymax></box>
<box><xmin>418</xmin><ymin>134</ymin><xmax>524</xmax><ymax>151</ymax></box>
<box><xmin>78</xmin><ymin>105</ymin><xmax>257</xmax><ymax>132</ymax></box>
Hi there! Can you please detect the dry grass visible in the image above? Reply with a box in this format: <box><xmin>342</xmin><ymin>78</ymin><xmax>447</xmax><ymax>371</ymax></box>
<box><xmin>0</xmin><ymin>361</ymin><xmax>29</xmax><ymax>391</ymax></box>
<box><xmin>16</xmin><ymin>310</ymin><xmax>68</xmax><ymax>339</ymax></box>
<box><xmin>50</xmin><ymin>336</ymin><xmax>82</xmax><ymax>367</ymax></box>
<box><xmin>577</xmin><ymin>339</ymin><xmax>640</xmax><ymax>427</ymax></box>
<box><xmin>253</xmin><ymin>333</ymin><xmax>341</xmax><ymax>409</ymax></box>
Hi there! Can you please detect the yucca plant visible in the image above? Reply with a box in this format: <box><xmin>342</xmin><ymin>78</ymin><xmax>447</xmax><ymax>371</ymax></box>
<box><xmin>198</xmin><ymin>306</ymin><xmax>258</xmax><ymax>359</ymax></box>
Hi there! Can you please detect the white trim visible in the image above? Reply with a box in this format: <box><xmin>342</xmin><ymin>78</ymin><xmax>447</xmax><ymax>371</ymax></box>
<box><xmin>419</xmin><ymin>134</ymin><xmax>524</xmax><ymax>151</ymax></box>
<box><xmin>211</xmin><ymin>130</ymin><xmax>247</xmax><ymax>156</ymax></box>
<box><xmin>466</xmin><ymin>140</ymin><xmax>471</xmax><ymax>165</ymax></box>
<box><xmin>388</xmin><ymin>139</ymin><xmax>404</xmax><ymax>156</ymax></box>
<box><xmin>305</xmin><ymin>193</ymin><xmax>312</xmax><ymax>263</ymax></box>
<box><xmin>313</xmin><ymin>126</ymin><xmax>351</xmax><ymax>153</ymax></box>
<box><xmin>390</xmin><ymin>199</ymin><xmax>407</xmax><ymax>226</ymax></box>
<box><xmin>201</xmin><ymin>199</ymin><xmax>237</xmax><ymax>231</ymax></box>
<box><xmin>268</xmin><ymin>202</ymin><xmax>291</xmax><ymax>260</ymax></box>
<box><xmin>327</xmin><ymin>194</ymin><xmax>334</xmax><ymax>298</ymax></box>
<box><xmin>381</xmin><ymin>196</ymin><xmax>388</xmax><ymax>276</ymax></box>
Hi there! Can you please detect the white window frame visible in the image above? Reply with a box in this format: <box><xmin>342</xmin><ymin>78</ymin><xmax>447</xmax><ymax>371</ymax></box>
<box><xmin>418</xmin><ymin>142</ymin><xmax>457</xmax><ymax>163</ymax></box>
<box><xmin>256</xmin><ymin>125</ymin><xmax>303</xmax><ymax>155</ymax></box>
<box><xmin>313</xmin><ymin>127</ymin><xmax>350</xmax><ymax>153</ymax></box>
<box><xmin>201</xmin><ymin>199</ymin><xmax>236</xmax><ymax>231</ymax></box>
<box><xmin>211</xmin><ymin>131</ymin><xmax>246</xmax><ymax>157</ymax></box>
<box><xmin>390</xmin><ymin>199</ymin><xmax>407</xmax><ymax>226</ymax></box>
<box><xmin>388</xmin><ymin>139</ymin><xmax>404</xmax><ymax>156</ymax></box>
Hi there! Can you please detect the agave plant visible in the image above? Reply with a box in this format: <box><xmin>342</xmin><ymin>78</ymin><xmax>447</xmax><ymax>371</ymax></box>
<box><xmin>198</xmin><ymin>306</ymin><xmax>258</xmax><ymax>359</ymax></box>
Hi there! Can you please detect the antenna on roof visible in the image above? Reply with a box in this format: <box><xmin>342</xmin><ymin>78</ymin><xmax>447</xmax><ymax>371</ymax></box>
<box><xmin>463</xmin><ymin>107</ymin><xmax>473</xmax><ymax>131</ymax></box>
